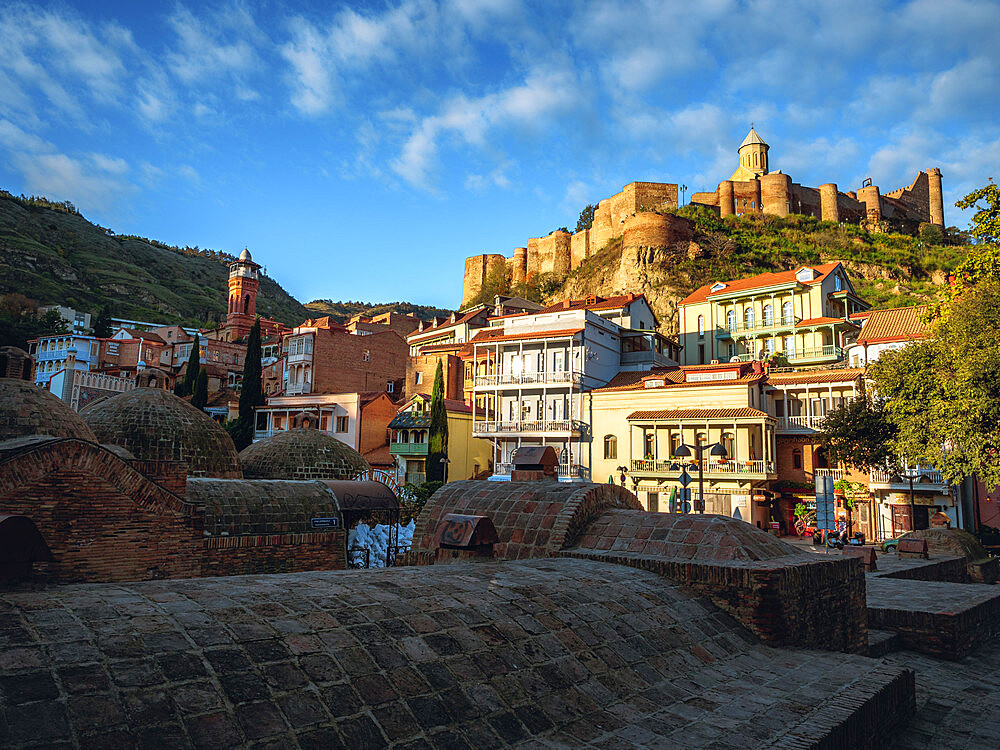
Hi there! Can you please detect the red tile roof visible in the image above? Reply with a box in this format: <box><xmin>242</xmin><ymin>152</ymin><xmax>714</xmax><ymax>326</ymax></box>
<box><xmin>538</xmin><ymin>293</ymin><xmax>644</xmax><ymax>314</ymax></box>
<box><xmin>856</xmin><ymin>306</ymin><xmax>928</xmax><ymax>344</ymax></box>
<box><xmin>407</xmin><ymin>309</ymin><xmax>479</xmax><ymax>340</ymax></box>
<box><xmin>627</xmin><ymin>407</ymin><xmax>772</xmax><ymax>421</ymax></box>
<box><xmin>593</xmin><ymin>370</ymin><xmax>762</xmax><ymax>393</ymax></box>
<box><xmin>796</xmin><ymin>316</ymin><xmax>858</xmax><ymax>328</ymax></box>
<box><xmin>679</xmin><ymin>263</ymin><xmax>842</xmax><ymax>306</ymax></box>
<box><xmin>766</xmin><ymin>369</ymin><xmax>865</xmax><ymax>385</ymax></box>
<box><xmin>467</xmin><ymin>327</ymin><xmax>583</xmax><ymax>344</ymax></box>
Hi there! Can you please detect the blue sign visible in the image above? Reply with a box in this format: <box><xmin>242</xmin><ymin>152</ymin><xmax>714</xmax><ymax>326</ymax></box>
<box><xmin>310</xmin><ymin>517</ymin><xmax>340</xmax><ymax>529</ymax></box>
<box><xmin>815</xmin><ymin>476</ymin><xmax>836</xmax><ymax>531</ymax></box>
<box><xmin>678</xmin><ymin>470</ymin><xmax>692</xmax><ymax>487</ymax></box>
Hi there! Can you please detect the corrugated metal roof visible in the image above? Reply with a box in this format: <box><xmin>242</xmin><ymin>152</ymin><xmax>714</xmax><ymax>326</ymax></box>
<box><xmin>538</xmin><ymin>293</ymin><xmax>645</xmax><ymax>314</ymax></box>
<box><xmin>627</xmin><ymin>407</ymin><xmax>772</xmax><ymax>421</ymax></box>
<box><xmin>856</xmin><ymin>306</ymin><xmax>927</xmax><ymax>344</ymax></box>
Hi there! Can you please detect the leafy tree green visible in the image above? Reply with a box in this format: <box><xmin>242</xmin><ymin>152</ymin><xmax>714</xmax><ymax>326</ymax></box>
<box><xmin>227</xmin><ymin>319</ymin><xmax>264</xmax><ymax>450</ymax></box>
<box><xmin>466</xmin><ymin>263</ymin><xmax>511</xmax><ymax>307</ymax></box>
<box><xmin>955</xmin><ymin>179</ymin><xmax>1000</xmax><ymax>244</ymax></box>
<box><xmin>576</xmin><ymin>204</ymin><xmax>597</xmax><ymax>233</ymax></box>
<box><xmin>871</xmin><ymin>278</ymin><xmax>1000</xmax><ymax>491</ymax></box>
<box><xmin>0</xmin><ymin>295</ymin><xmax>68</xmax><ymax>349</ymax></box>
<box><xmin>191</xmin><ymin>366</ymin><xmax>208</xmax><ymax>410</ymax></box>
<box><xmin>426</xmin><ymin>360</ymin><xmax>449</xmax><ymax>482</ymax></box>
<box><xmin>919</xmin><ymin>222</ymin><xmax>944</xmax><ymax>245</ymax></box>
<box><xmin>818</xmin><ymin>396</ymin><xmax>899</xmax><ymax>472</ymax></box>
<box><xmin>179</xmin><ymin>334</ymin><xmax>200</xmax><ymax>397</ymax></box>
<box><xmin>952</xmin><ymin>243</ymin><xmax>1000</xmax><ymax>289</ymax></box>
<box><xmin>91</xmin><ymin>307</ymin><xmax>113</xmax><ymax>338</ymax></box>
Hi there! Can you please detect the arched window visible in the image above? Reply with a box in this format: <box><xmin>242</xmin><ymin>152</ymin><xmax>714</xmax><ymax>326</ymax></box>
<box><xmin>782</xmin><ymin>300</ymin><xmax>794</xmax><ymax>325</ymax></box>
<box><xmin>400</xmin><ymin>430</ymin><xmax>409</xmax><ymax>443</ymax></box>
<box><xmin>744</xmin><ymin>307</ymin><xmax>755</xmax><ymax>329</ymax></box>
<box><xmin>834</xmin><ymin>275</ymin><xmax>842</xmax><ymax>291</ymax></box>
<box><xmin>722</xmin><ymin>432</ymin><xmax>735</xmax><ymax>458</ymax></box>
<box><xmin>697</xmin><ymin>315</ymin><xmax>705</xmax><ymax>338</ymax></box>
<box><xmin>763</xmin><ymin>304</ymin><xmax>773</xmax><ymax>325</ymax></box>
<box><xmin>244</xmin><ymin>294</ymin><xmax>251</xmax><ymax>313</ymax></box>
<box><xmin>727</xmin><ymin>309</ymin><xmax>737</xmax><ymax>331</ymax></box>
<box><xmin>604</xmin><ymin>435</ymin><xmax>617</xmax><ymax>460</ymax></box>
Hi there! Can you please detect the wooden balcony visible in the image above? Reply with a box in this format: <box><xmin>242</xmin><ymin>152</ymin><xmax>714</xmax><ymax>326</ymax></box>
<box><xmin>629</xmin><ymin>458</ymin><xmax>775</xmax><ymax>478</ymax></box>
<box><xmin>472</xmin><ymin>420</ymin><xmax>585</xmax><ymax>436</ymax></box>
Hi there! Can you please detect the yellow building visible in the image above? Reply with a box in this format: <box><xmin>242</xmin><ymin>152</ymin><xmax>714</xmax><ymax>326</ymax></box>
<box><xmin>588</xmin><ymin>361</ymin><xmax>776</xmax><ymax>524</ymax></box>
<box><xmin>388</xmin><ymin>393</ymin><xmax>493</xmax><ymax>485</ymax></box>
<box><xmin>677</xmin><ymin>262</ymin><xmax>869</xmax><ymax>367</ymax></box>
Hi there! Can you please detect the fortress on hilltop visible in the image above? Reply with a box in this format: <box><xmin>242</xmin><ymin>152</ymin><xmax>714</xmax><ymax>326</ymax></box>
<box><xmin>461</xmin><ymin>128</ymin><xmax>945</xmax><ymax>306</ymax></box>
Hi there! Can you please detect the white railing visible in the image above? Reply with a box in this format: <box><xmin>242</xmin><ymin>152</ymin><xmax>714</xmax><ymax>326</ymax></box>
<box><xmin>285</xmin><ymin>382</ymin><xmax>311</xmax><ymax>395</ymax></box>
<box><xmin>780</xmin><ymin>415</ymin><xmax>826</xmax><ymax>431</ymax></box>
<box><xmin>630</xmin><ymin>459</ymin><xmax>775</xmax><ymax>475</ymax></box>
<box><xmin>869</xmin><ymin>468</ymin><xmax>946</xmax><ymax>486</ymax></box>
<box><xmin>473</xmin><ymin>420</ymin><xmax>584</xmax><ymax>434</ymax></box>
<box><xmin>789</xmin><ymin>345</ymin><xmax>843</xmax><ymax>361</ymax></box>
<box><xmin>474</xmin><ymin>371</ymin><xmax>582</xmax><ymax>387</ymax></box>
<box><xmin>814</xmin><ymin>468</ymin><xmax>846</xmax><ymax>480</ymax></box>
<box><xmin>494</xmin><ymin>463</ymin><xmax>586</xmax><ymax>478</ymax></box>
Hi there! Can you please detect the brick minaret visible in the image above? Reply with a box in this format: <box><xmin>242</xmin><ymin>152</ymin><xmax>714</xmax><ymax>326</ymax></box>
<box><xmin>226</xmin><ymin>248</ymin><xmax>260</xmax><ymax>341</ymax></box>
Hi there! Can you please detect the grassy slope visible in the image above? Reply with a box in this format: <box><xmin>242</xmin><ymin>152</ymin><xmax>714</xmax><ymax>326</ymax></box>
<box><xmin>0</xmin><ymin>194</ymin><xmax>310</xmax><ymax>327</ymax></box>
<box><xmin>304</xmin><ymin>299</ymin><xmax>453</xmax><ymax>323</ymax></box>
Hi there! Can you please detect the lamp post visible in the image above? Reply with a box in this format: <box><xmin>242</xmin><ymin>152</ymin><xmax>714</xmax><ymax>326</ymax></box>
<box><xmin>681</xmin><ymin>184</ymin><xmax>687</xmax><ymax>206</ymax></box>
<box><xmin>440</xmin><ymin>457</ymin><xmax>449</xmax><ymax>484</ymax></box>
<box><xmin>673</xmin><ymin>442</ymin><xmax>728</xmax><ymax>513</ymax></box>
<box><xmin>890</xmin><ymin>466</ymin><xmax>932</xmax><ymax>532</ymax></box>
<box><xmin>616</xmin><ymin>465</ymin><xmax>628</xmax><ymax>487</ymax></box>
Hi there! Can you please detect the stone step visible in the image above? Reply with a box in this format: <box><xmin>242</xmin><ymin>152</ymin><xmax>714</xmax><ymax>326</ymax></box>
<box><xmin>867</xmin><ymin>628</ymin><xmax>902</xmax><ymax>657</ymax></box>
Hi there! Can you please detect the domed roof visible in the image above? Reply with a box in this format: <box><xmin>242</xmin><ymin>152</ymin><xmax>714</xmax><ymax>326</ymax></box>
<box><xmin>739</xmin><ymin>127</ymin><xmax>767</xmax><ymax>149</ymax></box>
<box><xmin>0</xmin><ymin>378</ymin><xmax>97</xmax><ymax>442</ymax></box>
<box><xmin>239</xmin><ymin>248</ymin><xmax>252</xmax><ymax>261</ymax></box>
<box><xmin>239</xmin><ymin>428</ymin><xmax>369</xmax><ymax>480</ymax></box>
<box><xmin>81</xmin><ymin>388</ymin><xmax>242</xmax><ymax>478</ymax></box>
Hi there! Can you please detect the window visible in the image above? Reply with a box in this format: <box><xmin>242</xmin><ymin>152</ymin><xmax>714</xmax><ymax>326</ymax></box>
<box><xmin>415</xmin><ymin>372</ymin><xmax>423</xmax><ymax>385</ymax></box>
<box><xmin>727</xmin><ymin>309</ymin><xmax>737</xmax><ymax>331</ymax></box>
<box><xmin>362</xmin><ymin>349</ymin><xmax>370</xmax><ymax>362</ymax></box>
<box><xmin>834</xmin><ymin>274</ymin><xmax>842</xmax><ymax>292</ymax></box>
<box><xmin>784</xmin><ymin>335</ymin><xmax>796</xmax><ymax>358</ymax></box>
<box><xmin>553</xmin><ymin>350</ymin><xmax>565</xmax><ymax>371</ymax></box>
<box><xmin>793</xmin><ymin>449</ymin><xmax>802</xmax><ymax>469</ymax></box>
<box><xmin>764</xmin><ymin>338</ymin><xmax>774</xmax><ymax>355</ymax></box>
<box><xmin>722</xmin><ymin>432</ymin><xmax>735</xmax><ymax>458</ymax></box>
<box><xmin>763</xmin><ymin>304</ymin><xmax>773</xmax><ymax>325</ymax></box>
<box><xmin>336</xmin><ymin>416</ymin><xmax>349</xmax><ymax>432</ymax></box>
<box><xmin>744</xmin><ymin>307</ymin><xmax>755</xmax><ymax>329</ymax></box>
<box><xmin>604</xmin><ymin>435</ymin><xmax>617</xmax><ymax>460</ymax></box>
<box><xmin>697</xmin><ymin>315</ymin><xmax>705</xmax><ymax>339</ymax></box>
<box><xmin>386</xmin><ymin>381</ymin><xmax>394</xmax><ymax>393</ymax></box>
<box><xmin>782</xmin><ymin>300</ymin><xmax>794</xmax><ymax>324</ymax></box>
<box><xmin>643</xmin><ymin>432</ymin><xmax>654</xmax><ymax>458</ymax></box>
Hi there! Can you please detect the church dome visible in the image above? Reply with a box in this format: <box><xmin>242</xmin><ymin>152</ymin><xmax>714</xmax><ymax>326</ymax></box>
<box><xmin>81</xmin><ymin>388</ymin><xmax>242</xmax><ymax>478</ymax></box>
<box><xmin>239</xmin><ymin>428</ymin><xmax>369</xmax><ymax>480</ymax></box>
<box><xmin>0</xmin><ymin>378</ymin><xmax>97</xmax><ymax>443</ymax></box>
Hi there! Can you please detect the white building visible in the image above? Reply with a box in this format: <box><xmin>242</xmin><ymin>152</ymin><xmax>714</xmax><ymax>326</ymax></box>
<box><xmin>469</xmin><ymin>294</ymin><xmax>677</xmax><ymax>481</ymax></box>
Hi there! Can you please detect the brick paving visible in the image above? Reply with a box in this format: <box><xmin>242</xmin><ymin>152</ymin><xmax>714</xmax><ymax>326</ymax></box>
<box><xmin>886</xmin><ymin>641</ymin><xmax>1000</xmax><ymax>750</ymax></box>
<box><xmin>0</xmin><ymin>558</ymin><xmax>913</xmax><ymax>749</ymax></box>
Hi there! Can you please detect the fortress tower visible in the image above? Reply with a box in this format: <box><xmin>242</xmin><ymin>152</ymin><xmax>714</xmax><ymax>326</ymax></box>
<box><xmin>226</xmin><ymin>248</ymin><xmax>260</xmax><ymax>340</ymax></box>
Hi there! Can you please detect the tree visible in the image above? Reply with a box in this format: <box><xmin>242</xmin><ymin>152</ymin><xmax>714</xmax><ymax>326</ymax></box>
<box><xmin>818</xmin><ymin>396</ymin><xmax>899</xmax><ymax>473</ymax></box>
<box><xmin>91</xmin><ymin>307</ymin><xmax>113</xmax><ymax>338</ymax></box>
<box><xmin>191</xmin><ymin>366</ymin><xmax>208</xmax><ymax>410</ymax></box>
<box><xmin>871</xmin><ymin>278</ymin><xmax>1000</xmax><ymax>491</ymax></box>
<box><xmin>426</xmin><ymin>360</ymin><xmax>449</xmax><ymax>483</ymax></box>
<box><xmin>0</xmin><ymin>298</ymin><xmax>68</xmax><ymax>350</ymax></box>
<box><xmin>467</xmin><ymin>262</ymin><xmax>511</xmax><ymax>307</ymax></box>
<box><xmin>956</xmin><ymin>179</ymin><xmax>1000</xmax><ymax>244</ymax></box>
<box><xmin>179</xmin><ymin>334</ymin><xmax>201</xmax><ymax>397</ymax></box>
<box><xmin>228</xmin><ymin>319</ymin><xmax>264</xmax><ymax>450</ymax></box>
<box><xmin>576</xmin><ymin>204</ymin><xmax>597</xmax><ymax>233</ymax></box>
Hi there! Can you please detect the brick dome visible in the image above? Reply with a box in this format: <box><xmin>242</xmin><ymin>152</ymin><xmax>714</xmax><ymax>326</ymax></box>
<box><xmin>0</xmin><ymin>378</ymin><xmax>97</xmax><ymax>442</ymax></box>
<box><xmin>81</xmin><ymin>388</ymin><xmax>242</xmax><ymax>478</ymax></box>
<box><xmin>239</xmin><ymin>427</ymin><xmax>369</xmax><ymax>480</ymax></box>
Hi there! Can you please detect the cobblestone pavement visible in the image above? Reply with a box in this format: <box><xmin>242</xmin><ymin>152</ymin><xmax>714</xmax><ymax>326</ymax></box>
<box><xmin>885</xmin><ymin>640</ymin><xmax>1000</xmax><ymax>750</ymax></box>
<box><xmin>0</xmin><ymin>558</ymin><xmax>911</xmax><ymax>749</ymax></box>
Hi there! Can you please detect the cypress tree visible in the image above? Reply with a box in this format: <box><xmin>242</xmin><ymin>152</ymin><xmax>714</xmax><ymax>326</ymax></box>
<box><xmin>229</xmin><ymin>319</ymin><xmax>264</xmax><ymax>450</ymax></box>
<box><xmin>192</xmin><ymin>366</ymin><xmax>208</xmax><ymax>410</ymax></box>
<box><xmin>427</xmin><ymin>359</ymin><xmax>449</xmax><ymax>482</ymax></box>
<box><xmin>180</xmin><ymin>333</ymin><xmax>200</xmax><ymax>397</ymax></box>
<box><xmin>91</xmin><ymin>307</ymin><xmax>112</xmax><ymax>338</ymax></box>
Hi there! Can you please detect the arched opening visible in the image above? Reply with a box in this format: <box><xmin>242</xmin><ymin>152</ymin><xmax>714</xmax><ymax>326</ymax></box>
<box><xmin>244</xmin><ymin>294</ymin><xmax>251</xmax><ymax>314</ymax></box>
<box><xmin>763</xmin><ymin>304</ymin><xmax>773</xmax><ymax>326</ymax></box>
<box><xmin>721</xmin><ymin>432</ymin><xmax>735</xmax><ymax>458</ymax></box>
<box><xmin>643</xmin><ymin>431</ymin><xmax>654</xmax><ymax>459</ymax></box>
<box><xmin>604</xmin><ymin>435</ymin><xmax>617</xmax><ymax>460</ymax></box>
<box><xmin>782</xmin><ymin>300</ymin><xmax>794</xmax><ymax>324</ymax></box>
<box><xmin>697</xmin><ymin>315</ymin><xmax>705</xmax><ymax>338</ymax></box>
<box><xmin>744</xmin><ymin>307</ymin><xmax>755</xmax><ymax>330</ymax></box>
<box><xmin>727</xmin><ymin>309</ymin><xmax>737</xmax><ymax>331</ymax></box>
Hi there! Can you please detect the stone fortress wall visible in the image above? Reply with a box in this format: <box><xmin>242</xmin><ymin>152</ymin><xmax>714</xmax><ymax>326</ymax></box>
<box><xmin>461</xmin><ymin>130</ymin><xmax>944</xmax><ymax>307</ymax></box>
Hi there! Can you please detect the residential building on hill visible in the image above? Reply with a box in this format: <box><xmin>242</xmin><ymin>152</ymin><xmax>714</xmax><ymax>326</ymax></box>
<box><xmin>348</xmin><ymin>311</ymin><xmax>420</xmax><ymax>338</ymax></box>
<box><xmin>388</xmin><ymin>393</ymin><xmax>493</xmax><ymax>486</ymax></box>
<box><xmin>845</xmin><ymin>305</ymin><xmax>927</xmax><ymax>367</ymax></box>
<box><xmin>678</xmin><ymin>262</ymin><xmax>870</xmax><ymax>366</ymax></box>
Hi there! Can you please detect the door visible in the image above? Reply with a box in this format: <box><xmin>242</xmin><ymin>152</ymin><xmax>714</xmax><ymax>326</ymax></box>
<box><xmin>648</xmin><ymin>492</ymin><xmax>659</xmax><ymax>513</ymax></box>
<box><xmin>914</xmin><ymin>505</ymin><xmax>930</xmax><ymax>530</ymax></box>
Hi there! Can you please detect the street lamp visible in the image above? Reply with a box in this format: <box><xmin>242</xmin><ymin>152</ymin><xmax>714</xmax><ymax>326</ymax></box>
<box><xmin>616</xmin><ymin>465</ymin><xmax>628</xmax><ymax>487</ymax></box>
<box><xmin>673</xmin><ymin>442</ymin><xmax>728</xmax><ymax>513</ymax></box>
<box><xmin>890</xmin><ymin>467</ymin><xmax>934</xmax><ymax>531</ymax></box>
<box><xmin>440</xmin><ymin>457</ymin><xmax>450</xmax><ymax>484</ymax></box>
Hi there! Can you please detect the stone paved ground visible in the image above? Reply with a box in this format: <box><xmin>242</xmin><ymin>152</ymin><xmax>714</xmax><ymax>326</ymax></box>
<box><xmin>0</xmin><ymin>559</ymin><xmax>912</xmax><ymax>749</ymax></box>
<box><xmin>886</xmin><ymin>641</ymin><xmax>1000</xmax><ymax>750</ymax></box>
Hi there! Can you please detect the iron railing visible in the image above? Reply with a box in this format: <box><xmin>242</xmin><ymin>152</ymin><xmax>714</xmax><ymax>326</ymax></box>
<box><xmin>630</xmin><ymin>458</ymin><xmax>775</xmax><ymax>475</ymax></box>
<box><xmin>474</xmin><ymin>371</ymin><xmax>582</xmax><ymax>387</ymax></box>
<box><xmin>473</xmin><ymin>419</ymin><xmax>584</xmax><ymax>434</ymax></box>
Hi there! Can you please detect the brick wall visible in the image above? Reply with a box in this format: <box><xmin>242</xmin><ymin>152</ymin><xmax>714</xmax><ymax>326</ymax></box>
<box><xmin>406</xmin><ymin>353</ymin><xmax>463</xmax><ymax>401</ymax></box>
<box><xmin>359</xmin><ymin>394</ymin><xmax>397</xmax><ymax>457</ymax></box>
<box><xmin>312</xmin><ymin>329</ymin><xmax>406</xmax><ymax>394</ymax></box>
<box><xmin>621</xmin><ymin>212</ymin><xmax>694</xmax><ymax>251</ymax></box>
<box><xmin>201</xmin><ymin>531</ymin><xmax>346</xmax><ymax>576</ymax></box>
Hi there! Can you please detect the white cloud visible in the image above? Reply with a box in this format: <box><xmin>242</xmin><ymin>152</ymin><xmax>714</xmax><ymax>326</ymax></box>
<box><xmin>166</xmin><ymin>5</ymin><xmax>260</xmax><ymax>85</ymax></box>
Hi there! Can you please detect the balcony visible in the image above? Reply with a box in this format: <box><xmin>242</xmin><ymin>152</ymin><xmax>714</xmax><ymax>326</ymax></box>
<box><xmin>788</xmin><ymin>345</ymin><xmax>843</xmax><ymax>363</ymax></box>
<box><xmin>285</xmin><ymin>382</ymin><xmax>311</xmax><ymax>395</ymax></box>
<box><xmin>715</xmin><ymin>316</ymin><xmax>800</xmax><ymax>339</ymax></box>
<box><xmin>778</xmin><ymin>415</ymin><xmax>826</xmax><ymax>432</ymax></box>
<box><xmin>474</xmin><ymin>370</ymin><xmax>582</xmax><ymax>388</ymax></box>
<box><xmin>869</xmin><ymin>468</ymin><xmax>948</xmax><ymax>489</ymax></box>
<box><xmin>814</xmin><ymin>467</ymin><xmax>846</xmax><ymax>481</ymax></box>
<box><xmin>630</xmin><ymin>458</ymin><xmax>775</xmax><ymax>478</ymax></box>
<box><xmin>472</xmin><ymin>419</ymin><xmax>585</xmax><ymax>436</ymax></box>
<box><xmin>286</xmin><ymin>351</ymin><xmax>312</xmax><ymax>364</ymax></box>
<box><xmin>494</xmin><ymin>462</ymin><xmax>588</xmax><ymax>480</ymax></box>
<box><xmin>390</xmin><ymin>441</ymin><xmax>428</xmax><ymax>456</ymax></box>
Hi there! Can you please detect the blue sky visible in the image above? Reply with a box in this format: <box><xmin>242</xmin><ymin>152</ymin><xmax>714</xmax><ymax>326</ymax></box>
<box><xmin>1</xmin><ymin>0</ymin><xmax>999</xmax><ymax>310</ymax></box>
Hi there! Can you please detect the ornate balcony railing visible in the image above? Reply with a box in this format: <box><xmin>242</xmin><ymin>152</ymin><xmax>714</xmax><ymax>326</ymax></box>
<box><xmin>869</xmin><ymin>468</ymin><xmax>946</xmax><ymax>486</ymax></box>
<box><xmin>814</xmin><ymin>467</ymin><xmax>846</xmax><ymax>481</ymax></box>
<box><xmin>788</xmin><ymin>345</ymin><xmax>843</xmax><ymax>362</ymax></box>
<box><xmin>629</xmin><ymin>458</ymin><xmax>775</xmax><ymax>475</ymax></box>
<box><xmin>494</xmin><ymin>462</ymin><xmax>587</xmax><ymax>478</ymax></box>
<box><xmin>779</xmin><ymin>415</ymin><xmax>826</xmax><ymax>431</ymax></box>
<box><xmin>715</xmin><ymin>316</ymin><xmax>800</xmax><ymax>338</ymax></box>
<box><xmin>474</xmin><ymin>371</ymin><xmax>582</xmax><ymax>388</ymax></box>
<box><xmin>472</xmin><ymin>420</ymin><xmax>584</xmax><ymax>434</ymax></box>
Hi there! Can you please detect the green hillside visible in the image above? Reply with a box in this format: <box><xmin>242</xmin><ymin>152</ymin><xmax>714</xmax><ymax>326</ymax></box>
<box><xmin>305</xmin><ymin>299</ymin><xmax>452</xmax><ymax>323</ymax></box>
<box><xmin>0</xmin><ymin>192</ymin><xmax>308</xmax><ymax>327</ymax></box>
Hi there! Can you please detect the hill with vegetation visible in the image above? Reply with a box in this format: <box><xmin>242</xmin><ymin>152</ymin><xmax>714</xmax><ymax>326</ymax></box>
<box><xmin>470</xmin><ymin>205</ymin><xmax>972</xmax><ymax>333</ymax></box>
<box><xmin>0</xmin><ymin>191</ymin><xmax>308</xmax><ymax>328</ymax></box>
<box><xmin>304</xmin><ymin>299</ymin><xmax>452</xmax><ymax>323</ymax></box>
